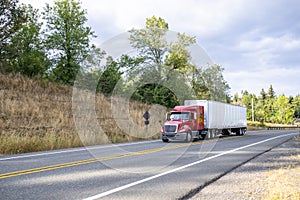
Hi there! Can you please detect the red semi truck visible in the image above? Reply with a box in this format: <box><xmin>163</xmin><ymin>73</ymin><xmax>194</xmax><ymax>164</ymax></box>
<box><xmin>161</xmin><ymin>100</ymin><xmax>247</xmax><ymax>142</ymax></box>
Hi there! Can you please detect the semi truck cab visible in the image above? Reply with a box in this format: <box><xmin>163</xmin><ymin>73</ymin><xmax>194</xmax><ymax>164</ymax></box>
<box><xmin>161</xmin><ymin>106</ymin><xmax>205</xmax><ymax>142</ymax></box>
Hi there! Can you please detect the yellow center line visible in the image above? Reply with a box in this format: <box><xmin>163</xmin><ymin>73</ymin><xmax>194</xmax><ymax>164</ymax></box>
<box><xmin>0</xmin><ymin>135</ymin><xmax>245</xmax><ymax>179</ymax></box>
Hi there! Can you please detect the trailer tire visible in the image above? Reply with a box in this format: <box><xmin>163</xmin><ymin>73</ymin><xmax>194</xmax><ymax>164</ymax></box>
<box><xmin>241</xmin><ymin>129</ymin><xmax>246</xmax><ymax>135</ymax></box>
<box><xmin>200</xmin><ymin>130</ymin><xmax>208</xmax><ymax>140</ymax></box>
<box><xmin>222</xmin><ymin>129</ymin><xmax>230</xmax><ymax>136</ymax></box>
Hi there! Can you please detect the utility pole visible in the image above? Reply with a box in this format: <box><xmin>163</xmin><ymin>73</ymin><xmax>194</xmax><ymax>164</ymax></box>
<box><xmin>252</xmin><ymin>97</ymin><xmax>255</xmax><ymax>122</ymax></box>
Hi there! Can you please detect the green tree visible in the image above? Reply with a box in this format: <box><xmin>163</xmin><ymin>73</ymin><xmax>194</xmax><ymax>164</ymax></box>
<box><xmin>9</xmin><ymin>4</ymin><xmax>50</xmax><ymax>77</ymax></box>
<box><xmin>256</xmin><ymin>89</ymin><xmax>267</xmax><ymax>122</ymax></box>
<box><xmin>129</xmin><ymin>16</ymin><xmax>168</xmax><ymax>70</ymax></box>
<box><xmin>233</xmin><ymin>92</ymin><xmax>239</xmax><ymax>103</ymax></box>
<box><xmin>42</xmin><ymin>0</ymin><xmax>96</xmax><ymax>85</ymax></box>
<box><xmin>97</xmin><ymin>57</ymin><xmax>123</xmax><ymax>96</ymax></box>
<box><xmin>292</xmin><ymin>95</ymin><xmax>300</xmax><ymax>120</ymax></box>
<box><xmin>240</xmin><ymin>90</ymin><xmax>255</xmax><ymax>120</ymax></box>
<box><xmin>255</xmin><ymin>97</ymin><xmax>265</xmax><ymax>122</ymax></box>
<box><xmin>164</xmin><ymin>33</ymin><xmax>196</xmax><ymax>75</ymax></box>
<box><xmin>260</xmin><ymin>88</ymin><xmax>267</xmax><ymax>102</ymax></box>
<box><xmin>74</xmin><ymin>47</ymin><xmax>105</xmax><ymax>91</ymax></box>
<box><xmin>128</xmin><ymin>16</ymin><xmax>197</xmax><ymax>107</ymax></box>
<box><xmin>130</xmin><ymin>69</ymin><xmax>191</xmax><ymax>107</ymax></box>
<box><xmin>192</xmin><ymin>64</ymin><xmax>230</xmax><ymax>102</ymax></box>
<box><xmin>0</xmin><ymin>0</ymin><xmax>26</xmax><ymax>73</ymax></box>
<box><xmin>268</xmin><ymin>85</ymin><xmax>275</xmax><ymax>99</ymax></box>
<box><xmin>273</xmin><ymin>95</ymin><xmax>294</xmax><ymax>124</ymax></box>
<box><xmin>266</xmin><ymin>85</ymin><xmax>276</xmax><ymax>122</ymax></box>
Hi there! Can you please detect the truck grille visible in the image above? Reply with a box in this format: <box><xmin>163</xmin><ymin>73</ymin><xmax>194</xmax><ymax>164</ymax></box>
<box><xmin>164</xmin><ymin>125</ymin><xmax>177</xmax><ymax>133</ymax></box>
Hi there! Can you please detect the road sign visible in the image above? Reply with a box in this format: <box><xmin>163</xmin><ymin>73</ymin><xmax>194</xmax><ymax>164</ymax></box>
<box><xmin>143</xmin><ymin>111</ymin><xmax>150</xmax><ymax>120</ymax></box>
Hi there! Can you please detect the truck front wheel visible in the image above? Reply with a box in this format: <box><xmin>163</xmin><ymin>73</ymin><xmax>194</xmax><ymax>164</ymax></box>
<box><xmin>162</xmin><ymin>139</ymin><xmax>169</xmax><ymax>143</ymax></box>
<box><xmin>185</xmin><ymin>131</ymin><xmax>193</xmax><ymax>142</ymax></box>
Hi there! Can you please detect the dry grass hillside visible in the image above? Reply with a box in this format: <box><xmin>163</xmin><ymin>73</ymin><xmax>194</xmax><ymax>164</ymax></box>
<box><xmin>0</xmin><ymin>74</ymin><xmax>165</xmax><ymax>155</ymax></box>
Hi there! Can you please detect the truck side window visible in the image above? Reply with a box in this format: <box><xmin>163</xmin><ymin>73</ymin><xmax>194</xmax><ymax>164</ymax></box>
<box><xmin>190</xmin><ymin>113</ymin><xmax>194</xmax><ymax>120</ymax></box>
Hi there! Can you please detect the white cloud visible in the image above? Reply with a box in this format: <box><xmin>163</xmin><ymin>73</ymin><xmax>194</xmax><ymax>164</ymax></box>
<box><xmin>81</xmin><ymin>0</ymin><xmax>247</xmax><ymax>39</ymax></box>
<box><xmin>237</xmin><ymin>34</ymin><xmax>300</xmax><ymax>52</ymax></box>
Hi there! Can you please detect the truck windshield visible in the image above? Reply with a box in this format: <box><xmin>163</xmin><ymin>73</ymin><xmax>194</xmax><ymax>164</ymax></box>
<box><xmin>169</xmin><ymin>112</ymin><xmax>190</xmax><ymax>120</ymax></box>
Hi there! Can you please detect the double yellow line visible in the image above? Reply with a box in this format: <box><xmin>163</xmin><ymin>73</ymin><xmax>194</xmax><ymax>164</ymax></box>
<box><xmin>0</xmin><ymin>136</ymin><xmax>242</xmax><ymax>179</ymax></box>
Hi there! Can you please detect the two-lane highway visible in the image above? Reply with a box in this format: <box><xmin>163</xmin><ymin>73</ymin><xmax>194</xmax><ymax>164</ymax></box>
<box><xmin>0</xmin><ymin>130</ymin><xmax>299</xmax><ymax>200</ymax></box>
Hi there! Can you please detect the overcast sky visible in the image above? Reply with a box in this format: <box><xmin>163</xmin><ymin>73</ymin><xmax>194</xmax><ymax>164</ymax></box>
<box><xmin>21</xmin><ymin>0</ymin><xmax>300</xmax><ymax>97</ymax></box>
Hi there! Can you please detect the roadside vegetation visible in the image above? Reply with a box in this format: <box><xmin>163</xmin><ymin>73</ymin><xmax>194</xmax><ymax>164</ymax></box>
<box><xmin>247</xmin><ymin>120</ymin><xmax>300</xmax><ymax>130</ymax></box>
<box><xmin>233</xmin><ymin>85</ymin><xmax>300</xmax><ymax>125</ymax></box>
<box><xmin>263</xmin><ymin>162</ymin><xmax>300</xmax><ymax>200</ymax></box>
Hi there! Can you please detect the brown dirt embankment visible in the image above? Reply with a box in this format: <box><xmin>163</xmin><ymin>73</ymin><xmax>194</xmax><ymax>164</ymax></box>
<box><xmin>0</xmin><ymin>74</ymin><xmax>165</xmax><ymax>154</ymax></box>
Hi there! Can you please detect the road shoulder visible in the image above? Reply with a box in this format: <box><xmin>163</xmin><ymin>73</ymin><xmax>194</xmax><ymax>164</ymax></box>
<box><xmin>191</xmin><ymin>135</ymin><xmax>300</xmax><ymax>200</ymax></box>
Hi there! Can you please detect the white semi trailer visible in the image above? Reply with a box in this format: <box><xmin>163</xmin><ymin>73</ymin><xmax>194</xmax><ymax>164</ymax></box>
<box><xmin>184</xmin><ymin>100</ymin><xmax>247</xmax><ymax>138</ymax></box>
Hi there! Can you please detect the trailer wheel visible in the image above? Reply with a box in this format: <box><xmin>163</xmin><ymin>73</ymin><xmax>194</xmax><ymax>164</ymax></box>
<box><xmin>200</xmin><ymin>130</ymin><xmax>208</xmax><ymax>140</ymax></box>
<box><xmin>185</xmin><ymin>131</ymin><xmax>193</xmax><ymax>142</ymax></box>
<box><xmin>222</xmin><ymin>129</ymin><xmax>230</xmax><ymax>136</ymax></box>
<box><xmin>241</xmin><ymin>129</ymin><xmax>246</xmax><ymax>135</ymax></box>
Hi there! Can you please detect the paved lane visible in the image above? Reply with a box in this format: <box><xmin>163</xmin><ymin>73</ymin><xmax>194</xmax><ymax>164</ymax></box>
<box><xmin>0</xmin><ymin>130</ymin><xmax>299</xmax><ymax>200</ymax></box>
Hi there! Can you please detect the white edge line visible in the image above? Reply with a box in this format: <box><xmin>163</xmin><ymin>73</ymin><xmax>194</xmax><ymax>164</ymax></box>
<box><xmin>0</xmin><ymin>140</ymin><xmax>160</xmax><ymax>161</ymax></box>
<box><xmin>82</xmin><ymin>132</ymin><xmax>298</xmax><ymax>200</ymax></box>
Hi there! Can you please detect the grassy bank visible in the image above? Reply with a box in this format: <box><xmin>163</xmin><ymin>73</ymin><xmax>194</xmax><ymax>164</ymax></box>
<box><xmin>0</xmin><ymin>74</ymin><xmax>165</xmax><ymax>155</ymax></box>
<box><xmin>246</xmin><ymin>120</ymin><xmax>299</xmax><ymax>130</ymax></box>
<box><xmin>264</xmin><ymin>165</ymin><xmax>300</xmax><ymax>200</ymax></box>
<box><xmin>262</xmin><ymin>136</ymin><xmax>300</xmax><ymax>200</ymax></box>
<box><xmin>247</xmin><ymin>121</ymin><xmax>267</xmax><ymax>130</ymax></box>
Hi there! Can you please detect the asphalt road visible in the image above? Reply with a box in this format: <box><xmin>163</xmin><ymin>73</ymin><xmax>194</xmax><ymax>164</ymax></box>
<box><xmin>0</xmin><ymin>130</ymin><xmax>299</xmax><ymax>200</ymax></box>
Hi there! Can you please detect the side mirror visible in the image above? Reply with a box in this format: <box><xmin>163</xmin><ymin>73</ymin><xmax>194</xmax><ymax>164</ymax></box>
<box><xmin>165</xmin><ymin>112</ymin><xmax>169</xmax><ymax>120</ymax></box>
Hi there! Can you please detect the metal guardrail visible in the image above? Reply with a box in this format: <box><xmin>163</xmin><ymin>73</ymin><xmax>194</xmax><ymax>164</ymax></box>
<box><xmin>267</xmin><ymin>126</ymin><xmax>300</xmax><ymax>130</ymax></box>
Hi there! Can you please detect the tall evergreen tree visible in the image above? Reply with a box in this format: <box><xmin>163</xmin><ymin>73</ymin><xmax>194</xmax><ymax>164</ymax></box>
<box><xmin>265</xmin><ymin>85</ymin><xmax>276</xmax><ymax>122</ymax></box>
<box><xmin>268</xmin><ymin>85</ymin><xmax>275</xmax><ymax>99</ymax></box>
<box><xmin>292</xmin><ymin>95</ymin><xmax>300</xmax><ymax>119</ymax></box>
<box><xmin>260</xmin><ymin>88</ymin><xmax>267</xmax><ymax>102</ymax></box>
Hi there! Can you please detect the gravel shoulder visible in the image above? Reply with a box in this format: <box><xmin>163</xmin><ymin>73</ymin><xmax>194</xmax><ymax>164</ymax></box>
<box><xmin>191</xmin><ymin>134</ymin><xmax>300</xmax><ymax>200</ymax></box>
